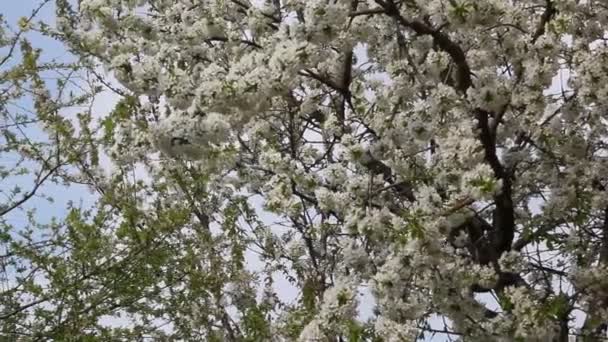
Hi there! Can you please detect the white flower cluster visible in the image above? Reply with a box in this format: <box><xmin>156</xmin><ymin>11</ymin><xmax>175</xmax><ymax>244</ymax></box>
<box><xmin>503</xmin><ymin>286</ymin><xmax>560</xmax><ymax>340</ymax></box>
<box><xmin>149</xmin><ymin>112</ymin><xmax>230</xmax><ymax>159</ymax></box>
<box><xmin>461</xmin><ymin>163</ymin><xmax>502</xmax><ymax>200</ymax></box>
<box><xmin>373</xmin><ymin>316</ymin><xmax>418</xmax><ymax>341</ymax></box>
<box><xmin>298</xmin><ymin>278</ymin><xmax>359</xmax><ymax>341</ymax></box>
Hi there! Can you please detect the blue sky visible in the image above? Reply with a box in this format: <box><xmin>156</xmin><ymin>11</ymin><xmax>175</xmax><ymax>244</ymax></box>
<box><xmin>2</xmin><ymin>0</ymin><xmax>64</xmax><ymax>55</ymax></box>
<box><xmin>0</xmin><ymin>0</ymin><xmax>97</xmax><ymax>228</ymax></box>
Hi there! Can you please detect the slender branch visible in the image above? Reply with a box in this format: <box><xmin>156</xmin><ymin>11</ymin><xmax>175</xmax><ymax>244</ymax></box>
<box><xmin>0</xmin><ymin>0</ymin><xmax>52</xmax><ymax>67</ymax></box>
<box><xmin>349</xmin><ymin>8</ymin><xmax>386</xmax><ymax>17</ymax></box>
<box><xmin>0</xmin><ymin>164</ymin><xmax>61</xmax><ymax>217</ymax></box>
<box><xmin>206</xmin><ymin>36</ymin><xmax>262</xmax><ymax>49</ymax></box>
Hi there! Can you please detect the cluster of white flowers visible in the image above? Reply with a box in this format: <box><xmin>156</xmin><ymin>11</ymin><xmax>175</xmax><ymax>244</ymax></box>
<box><xmin>302</xmin><ymin>0</ymin><xmax>350</xmax><ymax>44</ymax></box>
<box><xmin>573</xmin><ymin>265</ymin><xmax>608</xmax><ymax>297</ymax></box>
<box><xmin>149</xmin><ymin>112</ymin><xmax>230</xmax><ymax>159</ymax></box>
<box><xmin>503</xmin><ymin>286</ymin><xmax>560</xmax><ymax>340</ymax></box>
<box><xmin>467</xmin><ymin>68</ymin><xmax>511</xmax><ymax>113</ymax></box>
<box><xmin>339</xmin><ymin>240</ymin><xmax>371</xmax><ymax>275</ymax></box>
<box><xmin>498</xmin><ymin>251</ymin><xmax>525</xmax><ymax>274</ymax></box>
<box><xmin>461</xmin><ymin>163</ymin><xmax>502</xmax><ymax>200</ymax></box>
<box><xmin>374</xmin><ymin>316</ymin><xmax>418</xmax><ymax>341</ymax></box>
<box><xmin>314</xmin><ymin>187</ymin><xmax>350</xmax><ymax>214</ymax></box>
<box><xmin>573</xmin><ymin>47</ymin><xmax>608</xmax><ymax>102</ymax></box>
<box><xmin>298</xmin><ymin>277</ymin><xmax>359</xmax><ymax>341</ymax></box>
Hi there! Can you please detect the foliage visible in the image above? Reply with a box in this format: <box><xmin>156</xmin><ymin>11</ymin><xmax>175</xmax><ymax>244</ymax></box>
<box><xmin>4</xmin><ymin>0</ymin><xmax>608</xmax><ymax>341</ymax></box>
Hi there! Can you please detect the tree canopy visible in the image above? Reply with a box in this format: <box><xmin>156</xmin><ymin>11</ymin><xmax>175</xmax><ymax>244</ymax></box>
<box><xmin>3</xmin><ymin>0</ymin><xmax>608</xmax><ymax>341</ymax></box>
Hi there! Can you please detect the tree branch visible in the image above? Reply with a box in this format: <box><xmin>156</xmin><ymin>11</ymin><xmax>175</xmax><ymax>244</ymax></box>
<box><xmin>531</xmin><ymin>0</ymin><xmax>556</xmax><ymax>43</ymax></box>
